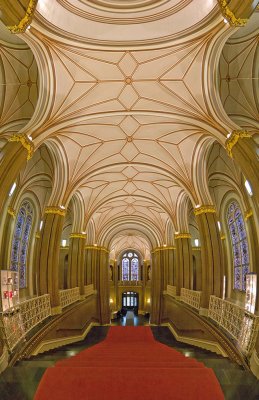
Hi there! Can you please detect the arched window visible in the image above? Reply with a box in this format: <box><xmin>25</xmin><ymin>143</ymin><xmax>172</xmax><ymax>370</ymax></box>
<box><xmin>121</xmin><ymin>252</ymin><xmax>139</xmax><ymax>281</ymax></box>
<box><xmin>227</xmin><ymin>201</ymin><xmax>249</xmax><ymax>291</ymax></box>
<box><xmin>10</xmin><ymin>201</ymin><xmax>33</xmax><ymax>289</ymax></box>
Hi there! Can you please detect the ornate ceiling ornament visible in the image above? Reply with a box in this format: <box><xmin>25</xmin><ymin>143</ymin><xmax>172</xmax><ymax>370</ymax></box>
<box><xmin>69</xmin><ymin>233</ymin><xmax>87</xmax><ymax>239</ymax></box>
<box><xmin>244</xmin><ymin>209</ymin><xmax>253</xmax><ymax>221</ymax></box>
<box><xmin>174</xmin><ymin>233</ymin><xmax>191</xmax><ymax>239</ymax></box>
<box><xmin>7</xmin><ymin>0</ymin><xmax>38</xmax><ymax>33</ymax></box>
<box><xmin>9</xmin><ymin>134</ymin><xmax>34</xmax><ymax>160</ymax></box>
<box><xmin>218</xmin><ymin>0</ymin><xmax>248</xmax><ymax>26</ymax></box>
<box><xmin>225</xmin><ymin>130</ymin><xmax>251</xmax><ymax>158</ymax></box>
<box><xmin>194</xmin><ymin>205</ymin><xmax>216</xmax><ymax>216</ymax></box>
<box><xmin>44</xmin><ymin>206</ymin><xmax>67</xmax><ymax>216</ymax></box>
<box><xmin>7</xmin><ymin>207</ymin><xmax>16</xmax><ymax>218</ymax></box>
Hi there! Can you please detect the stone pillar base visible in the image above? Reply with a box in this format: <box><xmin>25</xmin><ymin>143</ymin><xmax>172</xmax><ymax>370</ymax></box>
<box><xmin>199</xmin><ymin>307</ymin><xmax>209</xmax><ymax>317</ymax></box>
<box><xmin>51</xmin><ymin>305</ymin><xmax>62</xmax><ymax>315</ymax></box>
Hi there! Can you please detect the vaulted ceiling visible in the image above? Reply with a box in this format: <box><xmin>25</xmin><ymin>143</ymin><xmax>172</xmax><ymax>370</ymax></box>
<box><xmin>1</xmin><ymin>1</ymin><xmax>258</xmax><ymax>257</ymax></box>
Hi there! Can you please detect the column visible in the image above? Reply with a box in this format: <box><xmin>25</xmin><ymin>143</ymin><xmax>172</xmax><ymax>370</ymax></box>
<box><xmin>0</xmin><ymin>207</ymin><xmax>16</xmax><ymax>266</ymax></box>
<box><xmin>174</xmin><ymin>234</ymin><xmax>193</xmax><ymax>294</ymax></box>
<box><xmin>150</xmin><ymin>249</ymin><xmax>163</xmax><ymax>324</ymax></box>
<box><xmin>36</xmin><ymin>206</ymin><xmax>66</xmax><ymax>314</ymax></box>
<box><xmin>96</xmin><ymin>248</ymin><xmax>110</xmax><ymax>324</ymax></box>
<box><xmin>194</xmin><ymin>205</ymin><xmax>224</xmax><ymax>310</ymax></box>
<box><xmin>218</xmin><ymin>0</ymin><xmax>256</xmax><ymax>26</ymax></box>
<box><xmin>68</xmin><ymin>233</ymin><xmax>87</xmax><ymax>298</ymax></box>
<box><xmin>226</xmin><ymin>131</ymin><xmax>259</xmax><ymax>203</ymax></box>
<box><xmin>0</xmin><ymin>136</ymin><xmax>33</xmax><ymax>214</ymax></box>
<box><xmin>1</xmin><ymin>0</ymin><xmax>38</xmax><ymax>33</ymax></box>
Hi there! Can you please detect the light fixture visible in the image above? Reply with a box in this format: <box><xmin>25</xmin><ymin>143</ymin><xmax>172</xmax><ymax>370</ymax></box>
<box><xmin>60</xmin><ymin>205</ymin><xmax>65</xmax><ymax>209</ymax></box>
<box><xmin>217</xmin><ymin>221</ymin><xmax>221</xmax><ymax>232</ymax></box>
<box><xmin>110</xmin><ymin>298</ymin><xmax>114</xmax><ymax>303</ymax></box>
<box><xmin>9</xmin><ymin>182</ymin><xmax>16</xmax><ymax>197</ymax></box>
<box><xmin>195</xmin><ymin>204</ymin><xmax>201</xmax><ymax>208</ymax></box>
<box><xmin>39</xmin><ymin>220</ymin><xmax>43</xmax><ymax>231</ymax></box>
<box><xmin>82</xmin><ymin>231</ymin><xmax>86</xmax><ymax>234</ymax></box>
<box><xmin>147</xmin><ymin>298</ymin><xmax>150</xmax><ymax>304</ymax></box>
<box><xmin>94</xmin><ymin>243</ymin><xmax>97</xmax><ymax>247</ymax></box>
<box><xmin>163</xmin><ymin>244</ymin><xmax>166</xmax><ymax>247</ymax></box>
<box><xmin>61</xmin><ymin>239</ymin><xmax>67</xmax><ymax>247</ymax></box>
<box><xmin>226</xmin><ymin>133</ymin><xmax>231</xmax><ymax>138</ymax></box>
<box><xmin>194</xmin><ymin>239</ymin><xmax>199</xmax><ymax>247</ymax></box>
<box><xmin>28</xmin><ymin>135</ymin><xmax>32</xmax><ymax>141</ymax></box>
<box><xmin>223</xmin><ymin>18</ymin><xmax>228</xmax><ymax>24</ymax></box>
<box><xmin>175</xmin><ymin>231</ymin><xmax>179</xmax><ymax>235</ymax></box>
<box><xmin>245</xmin><ymin>180</ymin><xmax>253</xmax><ymax>196</ymax></box>
<box><xmin>26</xmin><ymin>25</ymin><xmax>31</xmax><ymax>30</ymax></box>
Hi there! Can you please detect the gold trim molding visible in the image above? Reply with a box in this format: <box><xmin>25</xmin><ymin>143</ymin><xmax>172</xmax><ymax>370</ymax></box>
<box><xmin>245</xmin><ymin>209</ymin><xmax>253</xmax><ymax>221</ymax></box>
<box><xmin>35</xmin><ymin>232</ymin><xmax>40</xmax><ymax>239</ymax></box>
<box><xmin>192</xmin><ymin>247</ymin><xmax>201</xmax><ymax>251</ymax></box>
<box><xmin>218</xmin><ymin>0</ymin><xmax>248</xmax><ymax>26</ymax></box>
<box><xmin>85</xmin><ymin>245</ymin><xmax>109</xmax><ymax>253</ymax></box>
<box><xmin>220</xmin><ymin>235</ymin><xmax>226</xmax><ymax>240</ymax></box>
<box><xmin>44</xmin><ymin>206</ymin><xmax>66</xmax><ymax>216</ymax></box>
<box><xmin>151</xmin><ymin>246</ymin><xmax>176</xmax><ymax>253</ymax></box>
<box><xmin>9</xmin><ymin>134</ymin><xmax>34</xmax><ymax>160</ymax></box>
<box><xmin>7</xmin><ymin>207</ymin><xmax>16</xmax><ymax>218</ymax></box>
<box><xmin>194</xmin><ymin>205</ymin><xmax>216</xmax><ymax>216</ymax></box>
<box><xmin>226</xmin><ymin>130</ymin><xmax>251</xmax><ymax>158</ymax></box>
<box><xmin>7</xmin><ymin>0</ymin><xmax>38</xmax><ymax>33</ymax></box>
<box><xmin>174</xmin><ymin>233</ymin><xmax>191</xmax><ymax>240</ymax></box>
<box><xmin>70</xmin><ymin>233</ymin><xmax>87</xmax><ymax>239</ymax></box>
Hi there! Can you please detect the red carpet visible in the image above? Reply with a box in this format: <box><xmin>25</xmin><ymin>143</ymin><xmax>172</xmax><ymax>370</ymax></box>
<box><xmin>34</xmin><ymin>326</ymin><xmax>224</xmax><ymax>400</ymax></box>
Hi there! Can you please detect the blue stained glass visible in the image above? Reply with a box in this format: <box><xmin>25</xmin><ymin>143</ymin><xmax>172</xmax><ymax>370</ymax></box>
<box><xmin>131</xmin><ymin>258</ymin><xmax>139</xmax><ymax>280</ymax></box>
<box><xmin>122</xmin><ymin>258</ymin><xmax>129</xmax><ymax>281</ymax></box>
<box><xmin>227</xmin><ymin>201</ymin><xmax>249</xmax><ymax>291</ymax></box>
<box><xmin>10</xmin><ymin>201</ymin><xmax>33</xmax><ymax>288</ymax></box>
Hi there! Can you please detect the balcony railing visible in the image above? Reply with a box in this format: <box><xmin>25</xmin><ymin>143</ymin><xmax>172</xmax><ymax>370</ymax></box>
<box><xmin>59</xmin><ymin>287</ymin><xmax>80</xmax><ymax>309</ymax></box>
<box><xmin>118</xmin><ymin>280</ymin><xmax>143</xmax><ymax>286</ymax></box>
<box><xmin>180</xmin><ymin>288</ymin><xmax>201</xmax><ymax>310</ymax></box>
<box><xmin>166</xmin><ymin>285</ymin><xmax>177</xmax><ymax>297</ymax></box>
<box><xmin>208</xmin><ymin>295</ymin><xmax>259</xmax><ymax>356</ymax></box>
<box><xmin>0</xmin><ymin>294</ymin><xmax>51</xmax><ymax>351</ymax></box>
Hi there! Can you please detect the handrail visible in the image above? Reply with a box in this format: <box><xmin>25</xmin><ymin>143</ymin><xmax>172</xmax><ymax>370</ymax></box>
<box><xmin>208</xmin><ymin>295</ymin><xmax>259</xmax><ymax>356</ymax></box>
<box><xmin>0</xmin><ymin>294</ymin><xmax>51</xmax><ymax>351</ymax></box>
<box><xmin>180</xmin><ymin>288</ymin><xmax>201</xmax><ymax>310</ymax></box>
<box><xmin>166</xmin><ymin>285</ymin><xmax>177</xmax><ymax>297</ymax></box>
<box><xmin>59</xmin><ymin>287</ymin><xmax>80</xmax><ymax>308</ymax></box>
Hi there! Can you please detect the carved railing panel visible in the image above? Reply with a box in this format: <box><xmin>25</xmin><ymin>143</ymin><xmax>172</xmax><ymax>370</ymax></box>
<box><xmin>59</xmin><ymin>287</ymin><xmax>80</xmax><ymax>308</ymax></box>
<box><xmin>208</xmin><ymin>295</ymin><xmax>259</xmax><ymax>355</ymax></box>
<box><xmin>180</xmin><ymin>288</ymin><xmax>201</xmax><ymax>310</ymax></box>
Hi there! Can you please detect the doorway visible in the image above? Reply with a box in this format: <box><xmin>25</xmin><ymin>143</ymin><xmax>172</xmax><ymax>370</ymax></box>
<box><xmin>122</xmin><ymin>291</ymin><xmax>139</xmax><ymax>313</ymax></box>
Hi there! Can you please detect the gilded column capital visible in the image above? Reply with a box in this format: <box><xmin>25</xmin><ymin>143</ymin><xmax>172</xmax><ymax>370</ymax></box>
<box><xmin>44</xmin><ymin>206</ymin><xmax>66</xmax><ymax>216</ymax></box>
<box><xmin>85</xmin><ymin>245</ymin><xmax>109</xmax><ymax>253</ymax></box>
<box><xmin>9</xmin><ymin>133</ymin><xmax>34</xmax><ymax>160</ymax></box>
<box><xmin>35</xmin><ymin>232</ymin><xmax>40</xmax><ymax>239</ymax></box>
<box><xmin>174</xmin><ymin>233</ymin><xmax>191</xmax><ymax>240</ymax></box>
<box><xmin>244</xmin><ymin>209</ymin><xmax>253</xmax><ymax>221</ymax></box>
<box><xmin>69</xmin><ymin>233</ymin><xmax>87</xmax><ymax>239</ymax></box>
<box><xmin>225</xmin><ymin>130</ymin><xmax>251</xmax><ymax>158</ymax></box>
<box><xmin>218</xmin><ymin>0</ymin><xmax>248</xmax><ymax>26</ymax></box>
<box><xmin>7</xmin><ymin>207</ymin><xmax>16</xmax><ymax>218</ymax></box>
<box><xmin>220</xmin><ymin>234</ymin><xmax>226</xmax><ymax>240</ymax></box>
<box><xmin>194</xmin><ymin>205</ymin><xmax>216</xmax><ymax>216</ymax></box>
<box><xmin>7</xmin><ymin>0</ymin><xmax>38</xmax><ymax>33</ymax></box>
<box><xmin>151</xmin><ymin>246</ymin><xmax>176</xmax><ymax>253</ymax></box>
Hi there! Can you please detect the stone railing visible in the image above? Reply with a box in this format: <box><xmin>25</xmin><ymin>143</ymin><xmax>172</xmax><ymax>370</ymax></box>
<box><xmin>208</xmin><ymin>295</ymin><xmax>259</xmax><ymax>356</ymax></box>
<box><xmin>180</xmin><ymin>288</ymin><xmax>201</xmax><ymax>310</ymax></box>
<box><xmin>118</xmin><ymin>280</ymin><xmax>143</xmax><ymax>286</ymax></box>
<box><xmin>0</xmin><ymin>294</ymin><xmax>51</xmax><ymax>351</ymax></box>
<box><xmin>84</xmin><ymin>284</ymin><xmax>95</xmax><ymax>297</ymax></box>
<box><xmin>166</xmin><ymin>285</ymin><xmax>177</xmax><ymax>297</ymax></box>
<box><xmin>59</xmin><ymin>287</ymin><xmax>80</xmax><ymax>309</ymax></box>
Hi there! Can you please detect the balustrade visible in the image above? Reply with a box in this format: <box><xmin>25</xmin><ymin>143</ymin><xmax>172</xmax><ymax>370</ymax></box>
<box><xmin>180</xmin><ymin>288</ymin><xmax>201</xmax><ymax>310</ymax></box>
<box><xmin>0</xmin><ymin>294</ymin><xmax>51</xmax><ymax>351</ymax></box>
<box><xmin>208</xmin><ymin>296</ymin><xmax>259</xmax><ymax>355</ymax></box>
<box><xmin>59</xmin><ymin>287</ymin><xmax>80</xmax><ymax>308</ymax></box>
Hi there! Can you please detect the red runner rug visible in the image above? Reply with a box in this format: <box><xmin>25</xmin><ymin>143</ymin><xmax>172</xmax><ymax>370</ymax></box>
<box><xmin>34</xmin><ymin>326</ymin><xmax>224</xmax><ymax>399</ymax></box>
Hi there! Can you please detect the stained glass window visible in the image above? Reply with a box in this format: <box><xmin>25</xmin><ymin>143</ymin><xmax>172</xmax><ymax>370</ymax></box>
<box><xmin>227</xmin><ymin>201</ymin><xmax>249</xmax><ymax>291</ymax></box>
<box><xmin>10</xmin><ymin>201</ymin><xmax>33</xmax><ymax>288</ymax></box>
<box><xmin>121</xmin><ymin>252</ymin><xmax>139</xmax><ymax>281</ymax></box>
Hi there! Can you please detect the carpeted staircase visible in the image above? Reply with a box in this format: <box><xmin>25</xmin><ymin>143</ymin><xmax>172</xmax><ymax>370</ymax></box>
<box><xmin>34</xmin><ymin>326</ymin><xmax>224</xmax><ymax>399</ymax></box>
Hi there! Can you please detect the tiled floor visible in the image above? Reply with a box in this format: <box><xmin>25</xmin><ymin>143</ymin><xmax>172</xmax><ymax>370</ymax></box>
<box><xmin>0</xmin><ymin>313</ymin><xmax>259</xmax><ymax>399</ymax></box>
